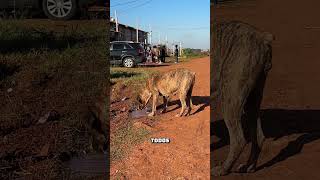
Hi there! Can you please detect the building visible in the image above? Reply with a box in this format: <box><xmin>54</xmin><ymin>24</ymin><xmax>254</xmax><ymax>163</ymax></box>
<box><xmin>110</xmin><ymin>17</ymin><xmax>148</xmax><ymax>44</ymax></box>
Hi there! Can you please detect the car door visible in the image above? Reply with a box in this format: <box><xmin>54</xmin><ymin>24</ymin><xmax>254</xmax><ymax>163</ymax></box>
<box><xmin>123</xmin><ymin>43</ymin><xmax>133</xmax><ymax>56</ymax></box>
<box><xmin>111</xmin><ymin>43</ymin><xmax>125</xmax><ymax>65</ymax></box>
<box><xmin>110</xmin><ymin>44</ymin><xmax>116</xmax><ymax>65</ymax></box>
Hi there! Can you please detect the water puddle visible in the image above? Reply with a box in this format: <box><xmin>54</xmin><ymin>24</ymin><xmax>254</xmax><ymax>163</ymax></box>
<box><xmin>130</xmin><ymin>107</ymin><xmax>151</xmax><ymax>118</ymax></box>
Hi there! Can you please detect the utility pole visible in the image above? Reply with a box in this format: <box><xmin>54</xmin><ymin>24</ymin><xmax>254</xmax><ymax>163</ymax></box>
<box><xmin>114</xmin><ymin>10</ymin><xmax>119</xmax><ymax>41</ymax></box>
<box><xmin>172</xmin><ymin>43</ymin><xmax>175</xmax><ymax>56</ymax></box>
<box><xmin>136</xmin><ymin>18</ymin><xmax>139</xmax><ymax>43</ymax></box>
<box><xmin>115</xmin><ymin>10</ymin><xmax>119</xmax><ymax>32</ymax></box>
<box><xmin>165</xmin><ymin>35</ymin><xmax>168</xmax><ymax>53</ymax></box>
<box><xmin>149</xmin><ymin>24</ymin><xmax>152</xmax><ymax>45</ymax></box>
<box><xmin>179</xmin><ymin>42</ymin><xmax>182</xmax><ymax>56</ymax></box>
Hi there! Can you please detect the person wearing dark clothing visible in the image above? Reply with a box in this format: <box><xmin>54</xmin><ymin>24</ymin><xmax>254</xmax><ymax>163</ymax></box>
<box><xmin>160</xmin><ymin>47</ymin><xmax>166</xmax><ymax>63</ymax></box>
<box><xmin>174</xmin><ymin>45</ymin><xmax>179</xmax><ymax>63</ymax></box>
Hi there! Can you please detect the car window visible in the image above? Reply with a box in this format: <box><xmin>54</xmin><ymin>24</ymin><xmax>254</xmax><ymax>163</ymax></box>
<box><xmin>129</xmin><ymin>43</ymin><xmax>143</xmax><ymax>50</ymax></box>
<box><xmin>124</xmin><ymin>44</ymin><xmax>132</xmax><ymax>49</ymax></box>
<box><xmin>112</xmin><ymin>44</ymin><xmax>124</xmax><ymax>50</ymax></box>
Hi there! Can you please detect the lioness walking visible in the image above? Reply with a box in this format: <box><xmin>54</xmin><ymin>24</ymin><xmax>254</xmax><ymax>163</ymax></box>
<box><xmin>138</xmin><ymin>68</ymin><xmax>196</xmax><ymax>117</ymax></box>
<box><xmin>212</xmin><ymin>21</ymin><xmax>274</xmax><ymax>176</ymax></box>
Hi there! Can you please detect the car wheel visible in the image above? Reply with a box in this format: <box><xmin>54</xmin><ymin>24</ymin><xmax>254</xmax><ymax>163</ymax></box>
<box><xmin>123</xmin><ymin>57</ymin><xmax>135</xmax><ymax>68</ymax></box>
<box><xmin>42</xmin><ymin>0</ymin><xmax>77</xmax><ymax>20</ymax></box>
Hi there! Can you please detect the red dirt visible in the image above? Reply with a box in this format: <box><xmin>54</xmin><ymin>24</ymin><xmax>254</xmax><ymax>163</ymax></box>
<box><xmin>212</xmin><ymin>0</ymin><xmax>320</xmax><ymax>179</ymax></box>
<box><xmin>110</xmin><ymin>57</ymin><xmax>211</xmax><ymax>179</ymax></box>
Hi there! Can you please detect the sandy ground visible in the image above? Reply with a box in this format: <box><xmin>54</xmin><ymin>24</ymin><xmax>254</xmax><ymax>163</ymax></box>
<box><xmin>111</xmin><ymin>57</ymin><xmax>211</xmax><ymax>179</ymax></box>
<box><xmin>212</xmin><ymin>0</ymin><xmax>320</xmax><ymax>179</ymax></box>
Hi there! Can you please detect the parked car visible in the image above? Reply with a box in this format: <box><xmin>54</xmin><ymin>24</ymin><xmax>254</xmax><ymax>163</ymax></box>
<box><xmin>110</xmin><ymin>41</ymin><xmax>145</xmax><ymax>68</ymax></box>
<box><xmin>0</xmin><ymin>0</ymin><xmax>105</xmax><ymax>20</ymax></box>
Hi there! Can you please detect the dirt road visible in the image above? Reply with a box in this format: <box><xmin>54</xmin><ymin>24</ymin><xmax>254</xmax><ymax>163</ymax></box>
<box><xmin>111</xmin><ymin>57</ymin><xmax>211</xmax><ymax>179</ymax></box>
<box><xmin>213</xmin><ymin>0</ymin><xmax>320</xmax><ymax>179</ymax></box>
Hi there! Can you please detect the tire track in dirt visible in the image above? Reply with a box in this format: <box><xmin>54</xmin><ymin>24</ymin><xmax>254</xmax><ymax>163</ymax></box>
<box><xmin>111</xmin><ymin>57</ymin><xmax>210</xmax><ymax>179</ymax></box>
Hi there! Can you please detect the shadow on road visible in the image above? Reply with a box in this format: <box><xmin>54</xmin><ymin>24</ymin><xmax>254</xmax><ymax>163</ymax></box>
<box><xmin>211</xmin><ymin>109</ymin><xmax>320</xmax><ymax>169</ymax></box>
<box><xmin>158</xmin><ymin>96</ymin><xmax>210</xmax><ymax>115</ymax></box>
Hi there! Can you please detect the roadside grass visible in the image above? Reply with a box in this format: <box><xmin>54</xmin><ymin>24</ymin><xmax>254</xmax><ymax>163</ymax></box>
<box><xmin>164</xmin><ymin>54</ymin><xmax>208</xmax><ymax>63</ymax></box>
<box><xmin>186</xmin><ymin>54</ymin><xmax>209</xmax><ymax>59</ymax></box>
<box><xmin>110</xmin><ymin>121</ymin><xmax>150</xmax><ymax>162</ymax></box>
<box><xmin>181</xmin><ymin>54</ymin><xmax>208</xmax><ymax>61</ymax></box>
<box><xmin>110</xmin><ymin>67</ymin><xmax>158</xmax><ymax>164</ymax></box>
<box><xmin>0</xmin><ymin>20</ymin><xmax>105</xmax><ymax>54</ymax></box>
<box><xmin>113</xmin><ymin>171</ymin><xmax>127</xmax><ymax>180</ymax></box>
<box><xmin>0</xmin><ymin>22</ymin><xmax>107</xmax><ymax>136</ymax></box>
<box><xmin>110</xmin><ymin>67</ymin><xmax>158</xmax><ymax>91</ymax></box>
<box><xmin>0</xmin><ymin>20</ymin><xmax>107</xmax><ymax>179</ymax></box>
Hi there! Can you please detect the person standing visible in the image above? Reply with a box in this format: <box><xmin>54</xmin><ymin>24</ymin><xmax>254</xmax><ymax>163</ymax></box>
<box><xmin>151</xmin><ymin>46</ymin><xmax>157</xmax><ymax>63</ymax></box>
<box><xmin>174</xmin><ymin>44</ymin><xmax>179</xmax><ymax>63</ymax></box>
<box><xmin>160</xmin><ymin>46</ymin><xmax>166</xmax><ymax>63</ymax></box>
<box><xmin>156</xmin><ymin>45</ymin><xmax>162</xmax><ymax>64</ymax></box>
<box><xmin>147</xmin><ymin>47</ymin><xmax>152</xmax><ymax>63</ymax></box>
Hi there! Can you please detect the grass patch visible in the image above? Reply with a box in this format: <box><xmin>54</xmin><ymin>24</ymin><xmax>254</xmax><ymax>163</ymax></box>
<box><xmin>0</xmin><ymin>20</ymin><xmax>105</xmax><ymax>53</ymax></box>
<box><xmin>186</xmin><ymin>54</ymin><xmax>209</xmax><ymax>59</ymax></box>
<box><xmin>183</xmin><ymin>48</ymin><xmax>209</xmax><ymax>59</ymax></box>
<box><xmin>110</xmin><ymin>68</ymin><xmax>158</xmax><ymax>90</ymax></box>
<box><xmin>164</xmin><ymin>55</ymin><xmax>207</xmax><ymax>63</ymax></box>
<box><xmin>113</xmin><ymin>171</ymin><xmax>127</xmax><ymax>180</ymax></box>
<box><xmin>0</xmin><ymin>20</ymin><xmax>108</xmax><ymax>179</ymax></box>
<box><xmin>110</xmin><ymin>71</ymin><xmax>141</xmax><ymax>79</ymax></box>
<box><xmin>179</xmin><ymin>54</ymin><xmax>208</xmax><ymax>62</ymax></box>
<box><xmin>110</xmin><ymin>122</ymin><xmax>150</xmax><ymax>162</ymax></box>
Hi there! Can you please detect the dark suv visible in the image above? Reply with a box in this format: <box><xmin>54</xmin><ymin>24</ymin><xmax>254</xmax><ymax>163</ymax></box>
<box><xmin>0</xmin><ymin>0</ymin><xmax>105</xmax><ymax>20</ymax></box>
<box><xmin>110</xmin><ymin>41</ymin><xmax>145</xmax><ymax>68</ymax></box>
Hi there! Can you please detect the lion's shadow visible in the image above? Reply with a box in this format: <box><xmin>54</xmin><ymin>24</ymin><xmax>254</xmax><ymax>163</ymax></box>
<box><xmin>157</xmin><ymin>96</ymin><xmax>210</xmax><ymax>115</ymax></box>
<box><xmin>211</xmin><ymin>108</ymin><xmax>320</xmax><ymax>170</ymax></box>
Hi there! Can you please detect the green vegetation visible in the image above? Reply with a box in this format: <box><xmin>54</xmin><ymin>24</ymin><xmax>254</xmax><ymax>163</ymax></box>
<box><xmin>110</xmin><ymin>68</ymin><xmax>158</xmax><ymax>164</ymax></box>
<box><xmin>0</xmin><ymin>20</ymin><xmax>107</xmax><ymax>179</ymax></box>
<box><xmin>110</xmin><ymin>67</ymin><xmax>158</xmax><ymax>90</ymax></box>
<box><xmin>110</xmin><ymin>122</ymin><xmax>150</xmax><ymax>162</ymax></box>
<box><xmin>183</xmin><ymin>48</ymin><xmax>208</xmax><ymax>59</ymax></box>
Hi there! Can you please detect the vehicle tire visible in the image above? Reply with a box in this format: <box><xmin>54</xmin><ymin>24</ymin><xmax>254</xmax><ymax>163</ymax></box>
<box><xmin>123</xmin><ymin>57</ymin><xmax>135</xmax><ymax>68</ymax></box>
<box><xmin>42</xmin><ymin>0</ymin><xmax>78</xmax><ymax>20</ymax></box>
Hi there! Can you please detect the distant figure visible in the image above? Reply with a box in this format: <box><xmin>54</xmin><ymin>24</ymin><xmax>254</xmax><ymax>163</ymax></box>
<box><xmin>160</xmin><ymin>46</ymin><xmax>166</xmax><ymax>63</ymax></box>
<box><xmin>152</xmin><ymin>46</ymin><xmax>158</xmax><ymax>63</ymax></box>
<box><xmin>174</xmin><ymin>45</ymin><xmax>179</xmax><ymax>63</ymax></box>
<box><xmin>146</xmin><ymin>47</ymin><xmax>152</xmax><ymax>63</ymax></box>
<box><xmin>156</xmin><ymin>45</ymin><xmax>162</xmax><ymax>64</ymax></box>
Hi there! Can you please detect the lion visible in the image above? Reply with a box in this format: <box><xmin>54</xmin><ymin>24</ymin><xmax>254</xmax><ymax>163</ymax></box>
<box><xmin>211</xmin><ymin>21</ymin><xmax>274</xmax><ymax>176</ymax></box>
<box><xmin>137</xmin><ymin>68</ymin><xmax>196</xmax><ymax>117</ymax></box>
